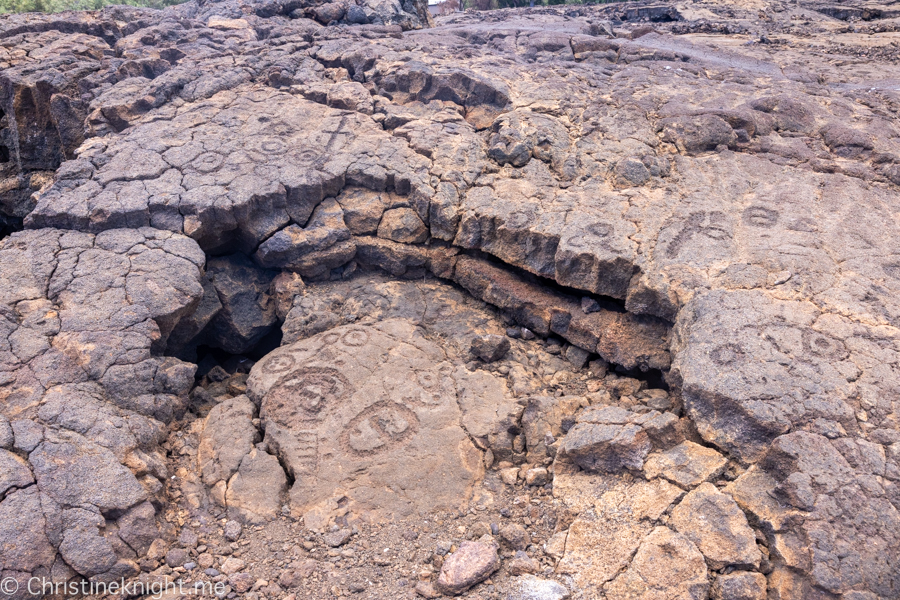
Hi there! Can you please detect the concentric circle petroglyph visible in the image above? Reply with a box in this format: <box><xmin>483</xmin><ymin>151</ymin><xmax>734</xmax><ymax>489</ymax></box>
<box><xmin>340</xmin><ymin>400</ymin><xmax>420</xmax><ymax>457</ymax></box>
<box><xmin>259</xmin><ymin>353</ymin><xmax>297</xmax><ymax>375</ymax></box>
<box><xmin>263</xmin><ymin>367</ymin><xmax>352</xmax><ymax>427</ymax></box>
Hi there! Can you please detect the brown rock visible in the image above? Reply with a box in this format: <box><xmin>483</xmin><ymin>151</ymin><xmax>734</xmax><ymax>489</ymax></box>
<box><xmin>643</xmin><ymin>441</ymin><xmax>728</xmax><ymax>489</ymax></box>
<box><xmin>712</xmin><ymin>572</ymin><xmax>767</xmax><ymax>600</ymax></box>
<box><xmin>499</xmin><ymin>523</ymin><xmax>530</xmax><ymax>551</ymax></box>
<box><xmin>219</xmin><ymin>557</ymin><xmax>246</xmax><ymax>575</ymax></box>
<box><xmin>561</xmin><ymin>422</ymin><xmax>650</xmax><ymax>472</ymax></box>
<box><xmin>436</xmin><ymin>541</ymin><xmax>500</xmax><ymax>595</ymax></box>
<box><xmin>470</xmin><ymin>334</ymin><xmax>511</xmax><ymax>363</ymax></box>
<box><xmin>670</xmin><ymin>483</ymin><xmax>761</xmax><ymax>570</ymax></box>
<box><xmin>229</xmin><ymin>572</ymin><xmax>254</xmax><ymax>593</ymax></box>
<box><xmin>507</xmin><ymin>551</ymin><xmax>540</xmax><ymax>576</ymax></box>
<box><xmin>604</xmin><ymin>526</ymin><xmax>709</xmax><ymax>600</ymax></box>
<box><xmin>377</xmin><ymin>207</ymin><xmax>428</xmax><ymax>244</ymax></box>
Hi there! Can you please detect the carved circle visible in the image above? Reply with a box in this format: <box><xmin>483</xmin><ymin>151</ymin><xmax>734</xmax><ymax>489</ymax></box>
<box><xmin>264</xmin><ymin>367</ymin><xmax>352</xmax><ymax>427</ymax></box>
<box><xmin>802</xmin><ymin>330</ymin><xmax>848</xmax><ymax>360</ymax></box>
<box><xmin>255</xmin><ymin>137</ymin><xmax>287</xmax><ymax>155</ymax></box>
<box><xmin>192</xmin><ymin>152</ymin><xmax>224</xmax><ymax>173</ymax></box>
<box><xmin>321</xmin><ymin>332</ymin><xmax>342</xmax><ymax>345</ymax></box>
<box><xmin>341</xmin><ymin>400</ymin><xmax>419</xmax><ymax>457</ymax></box>
<box><xmin>259</xmin><ymin>353</ymin><xmax>297</xmax><ymax>374</ymax></box>
<box><xmin>417</xmin><ymin>371</ymin><xmax>439</xmax><ymax>390</ymax></box>
<box><xmin>567</xmin><ymin>222</ymin><xmax>614</xmax><ymax>249</ymax></box>
<box><xmin>292</xmin><ymin>149</ymin><xmax>321</xmax><ymax>164</ymax></box>
<box><xmin>341</xmin><ymin>329</ymin><xmax>369</xmax><ymax>347</ymax></box>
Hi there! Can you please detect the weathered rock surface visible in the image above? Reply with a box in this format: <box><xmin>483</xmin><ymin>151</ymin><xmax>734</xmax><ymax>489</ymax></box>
<box><xmin>245</xmin><ymin>319</ymin><xmax>518</xmax><ymax>523</ymax></box>
<box><xmin>436</xmin><ymin>540</ymin><xmax>500</xmax><ymax>595</ymax></box>
<box><xmin>0</xmin><ymin>227</ymin><xmax>203</xmax><ymax>581</ymax></box>
<box><xmin>506</xmin><ymin>575</ymin><xmax>569</xmax><ymax>600</ymax></box>
<box><xmin>603</xmin><ymin>526</ymin><xmax>709</xmax><ymax>600</ymax></box>
<box><xmin>2</xmin><ymin>0</ymin><xmax>900</xmax><ymax>596</ymax></box>
<box><xmin>670</xmin><ymin>482</ymin><xmax>762</xmax><ymax>570</ymax></box>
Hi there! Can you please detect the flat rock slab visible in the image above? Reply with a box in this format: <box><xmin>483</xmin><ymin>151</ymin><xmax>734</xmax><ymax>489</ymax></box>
<box><xmin>248</xmin><ymin>319</ymin><xmax>521</xmax><ymax>523</ymax></box>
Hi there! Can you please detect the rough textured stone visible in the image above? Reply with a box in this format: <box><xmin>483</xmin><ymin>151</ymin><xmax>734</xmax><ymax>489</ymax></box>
<box><xmin>556</xmin><ymin>478</ymin><xmax>683</xmax><ymax>590</ymax></box>
<box><xmin>377</xmin><ymin>207</ymin><xmax>428</xmax><ymax>244</ymax></box>
<box><xmin>470</xmin><ymin>334</ymin><xmax>511</xmax><ymax>363</ymax></box>
<box><xmin>506</xmin><ymin>575</ymin><xmax>569</xmax><ymax>600</ymax></box>
<box><xmin>247</xmin><ymin>320</ymin><xmax>518</xmax><ymax>523</ymax></box>
<box><xmin>603</xmin><ymin>526</ymin><xmax>709</xmax><ymax>600</ymax></box>
<box><xmin>0</xmin><ymin>449</ymin><xmax>33</xmax><ymax>497</ymax></box>
<box><xmin>3</xmin><ymin>1</ymin><xmax>900</xmax><ymax>595</ymax></box>
<box><xmin>712</xmin><ymin>572</ymin><xmax>767</xmax><ymax>600</ymax></box>
<box><xmin>436</xmin><ymin>540</ymin><xmax>499</xmax><ymax>595</ymax></box>
<box><xmin>203</xmin><ymin>254</ymin><xmax>277</xmax><ymax>354</ymax></box>
<box><xmin>670</xmin><ymin>483</ymin><xmax>761</xmax><ymax>570</ymax></box>
<box><xmin>225</xmin><ymin>448</ymin><xmax>289</xmax><ymax>524</ymax></box>
<box><xmin>561</xmin><ymin>406</ymin><xmax>654</xmax><ymax>473</ymax></box>
<box><xmin>197</xmin><ymin>396</ymin><xmax>260</xmax><ymax>487</ymax></box>
<box><xmin>643</xmin><ymin>441</ymin><xmax>728</xmax><ymax>489</ymax></box>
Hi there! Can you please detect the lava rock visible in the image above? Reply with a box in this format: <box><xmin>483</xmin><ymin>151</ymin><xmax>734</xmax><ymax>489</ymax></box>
<box><xmin>669</xmin><ymin>483</ymin><xmax>761</xmax><ymax>570</ymax></box>
<box><xmin>470</xmin><ymin>334</ymin><xmax>511</xmax><ymax>363</ymax></box>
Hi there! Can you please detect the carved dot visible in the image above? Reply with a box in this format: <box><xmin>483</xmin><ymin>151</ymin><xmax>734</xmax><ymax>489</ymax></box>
<box><xmin>802</xmin><ymin>330</ymin><xmax>847</xmax><ymax>360</ymax></box>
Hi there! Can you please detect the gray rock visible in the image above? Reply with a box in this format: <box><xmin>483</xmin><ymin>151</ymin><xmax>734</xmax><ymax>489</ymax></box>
<box><xmin>255</xmin><ymin>198</ymin><xmax>355</xmax><ymax>278</ymax></box>
<box><xmin>11</xmin><ymin>420</ymin><xmax>43</xmax><ymax>453</ymax></box>
<box><xmin>323</xmin><ymin>529</ymin><xmax>353</xmax><ymax>548</ymax></box>
<box><xmin>0</xmin><ymin>416</ymin><xmax>14</xmax><ymax>450</ymax></box>
<box><xmin>563</xmin><ymin>345</ymin><xmax>590</xmax><ymax>369</ymax></box>
<box><xmin>0</xmin><ymin>487</ymin><xmax>56</xmax><ymax>573</ymax></box>
<box><xmin>203</xmin><ymin>254</ymin><xmax>277</xmax><ymax>354</ymax></box>
<box><xmin>223</xmin><ymin>521</ymin><xmax>243</xmax><ymax>543</ymax></box>
<box><xmin>712</xmin><ymin>571</ymin><xmax>767</xmax><ymax>600</ymax></box>
<box><xmin>166</xmin><ymin>548</ymin><xmax>189</xmax><ymax>568</ymax></box>
<box><xmin>561</xmin><ymin>422</ymin><xmax>650</xmax><ymax>472</ymax></box>
<box><xmin>197</xmin><ymin>396</ymin><xmax>260</xmax><ymax>487</ymax></box>
<box><xmin>0</xmin><ymin>449</ymin><xmax>34</xmax><ymax>497</ymax></box>
<box><xmin>506</xmin><ymin>575</ymin><xmax>569</xmax><ymax>600</ymax></box>
<box><xmin>116</xmin><ymin>501</ymin><xmax>158</xmax><ymax>556</ymax></box>
<box><xmin>30</xmin><ymin>431</ymin><xmax>147</xmax><ymax>512</ymax></box>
